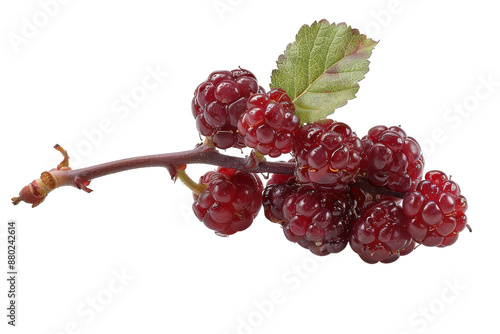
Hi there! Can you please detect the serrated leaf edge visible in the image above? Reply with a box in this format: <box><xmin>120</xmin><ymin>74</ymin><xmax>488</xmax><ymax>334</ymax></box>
<box><xmin>270</xmin><ymin>20</ymin><xmax>378</xmax><ymax>123</ymax></box>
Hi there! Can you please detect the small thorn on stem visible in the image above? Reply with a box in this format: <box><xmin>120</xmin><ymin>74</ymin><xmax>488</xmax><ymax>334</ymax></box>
<box><xmin>75</xmin><ymin>177</ymin><xmax>93</xmax><ymax>193</ymax></box>
<box><xmin>195</xmin><ymin>141</ymin><xmax>216</xmax><ymax>153</ymax></box>
<box><xmin>166</xmin><ymin>164</ymin><xmax>178</xmax><ymax>180</ymax></box>
<box><xmin>245</xmin><ymin>149</ymin><xmax>266</xmax><ymax>169</ymax></box>
<box><xmin>166</xmin><ymin>164</ymin><xmax>186</xmax><ymax>181</ymax></box>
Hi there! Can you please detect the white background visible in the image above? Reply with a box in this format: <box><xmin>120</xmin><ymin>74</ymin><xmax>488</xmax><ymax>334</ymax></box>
<box><xmin>1</xmin><ymin>1</ymin><xmax>499</xmax><ymax>333</ymax></box>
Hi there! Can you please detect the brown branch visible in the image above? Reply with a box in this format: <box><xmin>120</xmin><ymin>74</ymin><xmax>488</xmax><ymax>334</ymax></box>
<box><xmin>11</xmin><ymin>145</ymin><xmax>294</xmax><ymax>207</ymax></box>
<box><xmin>12</xmin><ymin>144</ymin><xmax>405</xmax><ymax>208</ymax></box>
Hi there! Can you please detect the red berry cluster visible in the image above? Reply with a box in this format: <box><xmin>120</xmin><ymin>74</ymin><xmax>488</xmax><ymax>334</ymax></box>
<box><xmin>282</xmin><ymin>183</ymin><xmax>357</xmax><ymax>256</ymax></box>
<box><xmin>238</xmin><ymin>89</ymin><xmax>300</xmax><ymax>157</ymax></box>
<box><xmin>294</xmin><ymin>119</ymin><xmax>362</xmax><ymax>192</ymax></box>
<box><xmin>403</xmin><ymin>171</ymin><xmax>468</xmax><ymax>247</ymax></box>
<box><xmin>349</xmin><ymin>199</ymin><xmax>415</xmax><ymax>264</ymax></box>
<box><xmin>360</xmin><ymin>125</ymin><xmax>425</xmax><ymax>192</ymax></box>
<box><xmin>192</xmin><ymin>167</ymin><xmax>263</xmax><ymax>236</ymax></box>
<box><xmin>192</xmin><ymin>68</ymin><xmax>264</xmax><ymax>149</ymax></box>
<box><xmin>189</xmin><ymin>68</ymin><xmax>469</xmax><ymax>263</ymax></box>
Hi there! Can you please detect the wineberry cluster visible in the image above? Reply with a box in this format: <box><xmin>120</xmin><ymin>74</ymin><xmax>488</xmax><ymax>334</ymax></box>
<box><xmin>192</xmin><ymin>68</ymin><xmax>264</xmax><ymax>149</ymax></box>
<box><xmin>192</xmin><ymin>167</ymin><xmax>263</xmax><ymax>236</ymax></box>
<box><xmin>188</xmin><ymin>68</ymin><xmax>469</xmax><ymax>264</ymax></box>
<box><xmin>11</xmin><ymin>23</ymin><xmax>470</xmax><ymax>266</ymax></box>
<box><xmin>359</xmin><ymin>125</ymin><xmax>425</xmax><ymax>192</ymax></box>
<box><xmin>238</xmin><ymin>88</ymin><xmax>300</xmax><ymax>157</ymax></box>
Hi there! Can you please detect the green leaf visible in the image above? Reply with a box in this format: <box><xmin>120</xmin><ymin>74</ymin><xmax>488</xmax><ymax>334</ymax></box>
<box><xmin>271</xmin><ymin>20</ymin><xmax>377</xmax><ymax>123</ymax></box>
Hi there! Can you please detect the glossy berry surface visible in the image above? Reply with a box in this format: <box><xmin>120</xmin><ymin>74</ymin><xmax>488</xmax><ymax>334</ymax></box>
<box><xmin>294</xmin><ymin>119</ymin><xmax>362</xmax><ymax>192</ymax></box>
<box><xmin>192</xmin><ymin>69</ymin><xmax>262</xmax><ymax>149</ymax></box>
<box><xmin>360</xmin><ymin>125</ymin><xmax>424</xmax><ymax>192</ymax></box>
<box><xmin>192</xmin><ymin>167</ymin><xmax>263</xmax><ymax>236</ymax></box>
<box><xmin>262</xmin><ymin>173</ymin><xmax>298</xmax><ymax>224</ymax></box>
<box><xmin>238</xmin><ymin>88</ymin><xmax>300</xmax><ymax>157</ymax></box>
<box><xmin>349</xmin><ymin>199</ymin><xmax>414</xmax><ymax>264</ymax></box>
<box><xmin>281</xmin><ymin>187</ymin><xmax>357</xmax><ymax>256</ymax></box>
<box><xmin>403</xmin><ymin>170</ymin><xmax>468</xmax><ymax>247</ymax></box>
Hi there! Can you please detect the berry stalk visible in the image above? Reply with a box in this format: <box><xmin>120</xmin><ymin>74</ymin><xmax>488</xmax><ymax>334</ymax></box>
<box><xmin>12</xmin><ymin>144</ymin><xmax>406</xmax><ymax>208</ymax></box>
<box><xmin>350</xmin><ymin>176</ymin><xmax>406</xmax><ymax>199</ymax></box>
<box><xmin>11</xmin><ymin>144</ymin><xmax>294</xmax><ymax>207</ymax></box>
<box><xmin>53</xmin><ymin>148</ymin><xmax>295</xmax><ymax>181</ymax></box>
